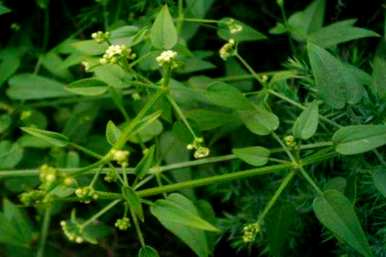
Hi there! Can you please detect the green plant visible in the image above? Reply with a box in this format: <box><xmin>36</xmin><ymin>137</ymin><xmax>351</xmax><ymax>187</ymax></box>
<box><xmin>0</xmin><ymin>0</ymin><xmax>385</xmax><ymax>256</ymax></box>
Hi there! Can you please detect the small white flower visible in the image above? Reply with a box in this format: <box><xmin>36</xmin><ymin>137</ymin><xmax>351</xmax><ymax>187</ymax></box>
<box><xmin>99</xmin><ymin>44</ymin><xmax>135</xmax><ymax>65</ymax></box>
<box><xmin>156</xmin><ymin>50</ymin><xmax>178</xmax><ymax>66</ymax></box>
<box><xmin>219</xmin><ymin>39</ymin><xmax>236</xmax><ymax>60</ymax></box>
<box><xmin>91</xmin><ymin>31</ymin><xmax>110</xmax><ymax>43</ymax></box>
<box><xmin>194</xmin><ymin>147</ymin><xmax>210</xmax><ymax>159</ymax></box>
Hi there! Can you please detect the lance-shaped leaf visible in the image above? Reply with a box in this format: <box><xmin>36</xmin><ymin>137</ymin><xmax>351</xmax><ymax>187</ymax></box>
<box><xmin>150</xmin><ymin>5</ymin><xmax>177</xmax><ymax>49</ymax></box>
<box><xmin>122</xmin><ymin>186</ymin><xmax>144</xmax><ymax>221</ymax></box>
<box><xmin>292</xmin><ymin>101</ymin><xmax>319</xmax><ymax>139</ymax></box>
<box><xmin>233</xmin><ymin>146</ymin><xmax>270</xmax><ymax>166</ymax></box>
<box><xmin>21</xmin><ymin>127</ymin><xmax>69</xmax><ymax>147</ymax></box>
<box><xmin>66</xmin><ymin>78</ymin><xmax>108</xmax><ymax>96</ymax></box>
<box><xmin>238</xmin><ymin>108</ymin><xmax>279</xmax><ymax>136</ymax></box>
<box><xmin>313</xmin><ymin>190</ymin><xmax>373</xmax><ymax>257</ymax></box>
<box><xmin>135</xmin><ymin>145</ymin><xmax>156</xmax><ymax>178</ymax></box>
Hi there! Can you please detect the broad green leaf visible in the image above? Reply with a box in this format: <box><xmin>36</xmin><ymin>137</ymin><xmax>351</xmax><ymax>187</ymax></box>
<box><xmin>292</xmin><ymin>101</ymin><xmax>319</xmax><ymax>139</ymax></box>
<box><xmin>313</xmin><ymin>190</ymin><xmax>373</xmax><ymax>257</ymax></box>
<box><xmin>217</xmin><ymin>18</ymin><xmax>266</xmax><ymax>42</ymax></box>
<box><xmin>138</xmin><ymin>246</ymin><xmax>159</xmax><ymax>257</ymax></box>
<box><xmin>182</xmin><ymin>0</ymin><xmax>214</xmax><ymax>40</ymax></box>
<box><xmin>7</xmin><ymin>74</ymin><xmax>72</xmax><ymax>100</ymax></box>
<box><xmin>67</xmin><ymin>78</ymin><xmax>108</xmax><ymax>96</ymax></box>
<box><xmin>122</xmin><ymin>186</ymin><xmax>144</xmax><ymax>221</ymax></box>
<box><xmin>238</xmin><ymin>108</ymin><xmax>279</xmax><ymax>136</ymax></box>
<box><xmin>308</xmin><ymin>19</ymin><xmax>379</xmax><ymax>48</ymax></box>
<box><xmin>135</xmin><ymin>145</ymin><xmax>156</xmax><ymax>178</ymax></box>
<box><xmin>93</xmin><ymin>64</ymin><xmax>133</xmax><ymax>88</ymax></box>
<box><xmin>21</xmin><ymin>127</ymin><xmax>69</xmax><ymax>147</ymax></box>
<box><xmin>128</xmin><ymin>118</ymin><xmax>163</xmax><ymax>143</ymax></box>
<box><xmin>0</xmin><ymin>141</ymin><xmax>23</xmax><ymax>169</ymax></box>
<box><xmin>105</xmin><ymin>120</ymin><xmax>121</xmax><ymax>145</ymax></box>
<box><xmin>307</xmin><ymin>43</ymin><xmax>364</xmax><ymax>109</ymax></box>
<box><xmin>205</xmin><ymin>82</ymin><xmax>252</xmax><ymax>109</ymax></box>
<box><xmin>266</xmin><ymin>202</ymin><xmax>297</xmax><ymax>257</ymax></box>
<box><xmin>371</xmin><ymin>38</ymin><xmax>386</xmax><ymax>99</ymax></box>
<box><xmin>324</xmin><ymin>177</ymin><xmax>347</xmax><ymax>193</ymax></box>
<box><xmin>150</xmin><ymin>5</ymin><xmax>178</xmax><ymax>49</ymax></box>
<box><xmin>151</xmin><ymin>194</ymin><xmax>219</xmax><ymax>232</ymax></box>
<box><xmin>71</xmin><ymin>40</ymin><xmax>107</xmax><ymax>55</ymax></box>
<box><xmin>372</xmin><ymin>168</ymin><xmax>386</xmax><ymax>197</ymax></box>
<box><xmin>0</xmin><ymin>114</ymin><xmax>12</xmax><ymax>134</ymax></box>
<box><xmin>332</xmin><ymin>125</ymin><xmax>386</xmax><ymax>155</ymax></box>
<box><xmin>0</xmin><ymin>48</ymin><xmax>21</xmax><ymax>87</ymax></box>
<box><xmin>41</xmin><ymin>52</ymin><xmax>72</xmax><ymax>79</ymax></box>
<box><xmin>233</xmin><ymin>146</ymin><xmax>270</xmax><ymax>166</ymax></box>
<box><xmin>150</xmin><ymin>193</ymin><xmax>216</xmax><ymax>257</ymax></box>
<box><xmin>0</xmin><ymin>4</ymin><xmax>11</xmax><ymax>15</ymax></box>
<box><xmin>187</xmin><ymin>109</ymin><xmax>238</xmax><ymax>131</ymax></box>
<box><xmin>287</xmin><ymin>0</ymin><xmax>325</xmax><ymax>40</ymax></box>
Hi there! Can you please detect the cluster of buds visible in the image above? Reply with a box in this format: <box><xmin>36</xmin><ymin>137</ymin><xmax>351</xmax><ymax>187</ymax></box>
<box><xmin>219</xmin><ymin>39</ymin><xmax>236</xmax><ymax>60</ymax></box>
<box><xmin>19</xmin><ymin>190</ymin><xmax>46</xmax><ymax>206</ymax></box>
<box><xmin>284</xmin><ymin>135</ymin><xmax>296</xmax><ymax>148</ymax></box>
<box><xmin>60</xmin><ymin>220</ymin><xmax>84</xmax><ymax>244</ymax></box>
<box><xmin>104</xmin><ymin>169</ymin><xmax>118</xmax><ymax>183</ymax></box>
<box><xmin>156</xmin><ymin>50</ymin><xmax>178</xmax><ymax>68</ymax></box>
<box><xmin>225</xmin><ymin>18</ymin><xmax>243</xmax><ymax>34</ymax></box>
<box><xmin>99</xmin><ymin>44</ymin><xmax>136</xmax><ymax>65</ymax></box>
<box><xmin>242</xmin><ymin>222</ymin><xmax>261</xmax><ymax>243</ymax></box>
<box><xmin>39</xmin><ymin>164</ymin><xmax>58</xmax><ymax>186</ymax></box>
<box><xmin>91</xmin><ymin>31</ymin><xmax>110</xmax><ymax>43</ymax></box>
<box><xmin>75</xmin><ymin>186</ymin><xmax>99</xmax><ymax>203</ymax></box>
<box><xmin>115</xmin><ymin>217</ymin><xmax>131</xmax><ymax>230</ymax></box>
<box><xmin>187</xmin><ymin>137</ymin><xmax>210</xmax><ymax>159</ymax></box>
<box><xmin>81</xmin><ymin>61</ymin><xmax>91</xmax><ymax>72</ymax></box>
<box><xmin>110</xmin><ymin>149</ymin><xmax>130</xmax><ymax>167</ymax></box>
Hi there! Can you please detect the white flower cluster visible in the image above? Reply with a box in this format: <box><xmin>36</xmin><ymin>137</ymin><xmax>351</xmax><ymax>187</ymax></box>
<box><xmin>110</xmin><ymin>149</ymin><xmax>130</xmax><ymax>167</ymax></box>
<box><xmin>115</xmin><ymin>217</ymin><xmax>130</xmax><ymax>230</ymax></box>
<box><xmin>81</xmin><ymin>61</ymin><xmax>91</xmax><ymax>72</ymax></box>
<box><xmin>91</xmin><ymin>31</ymin><xmax>110</xmax><ymax>43</ymax></box>
<box><xmin>39</xmin><ymin>164</ymin><xmax>57</xmax><ymax>184</ymax></box>
<box><xmin>242</xmin><ymin>222</ymin><xmax>261</xmax><ymax>243</ymax></box>
<box><xmin>219</xmin><ymin>39</ymin><xmax>236</xmax><ymax>60</ymax></box>
<box><xmin>99</xmin><ymin>44</ymin><xmax>136</xmax><ymax>65</ymax></box>
<box><xmin>156</xmin><ymin>50</ymin><xmax>178</xmax><ymax>67</ymax></box>
<box><xmin>186</xmin><ymin>137</ymin><xmax>210</xmax><ymax>159</ymax></box>
<box><xmin>226</xmin><ymin>18</ymin><xmax>243</xmax><ymax>34</ymax></box>
<box><xmin>75</xmin><ymin>186</ymin><xmax>99</xmax><ymax>203</ymax></box>
<box><xmin>60</xmin><ymin>220</ymin><xmax>84</xmax><ymax>244</ymax></box>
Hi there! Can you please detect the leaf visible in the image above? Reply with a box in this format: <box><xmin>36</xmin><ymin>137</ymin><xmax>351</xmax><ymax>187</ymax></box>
<box><xmin>307</xmin><ymin>43</ymin><xmax>364</xmax><ymax>109</ymax></box>
<box><xmin>313</xmin><ymin>190</ymin><xmax>373</xmax><ymax>257</ymax></box>
<box><xmin>0</xmin><ymin>3</ymin><xmax>11</xmax><ymax>15</ymax></box>
<box><xmin>217</xmin><ymin>18</ymin><xmax>266</xmax><ymax>42</ymax></box>
<box><xmin>150</xmin><ymin>193</ymin><xmax>217</xmax><ymax>257</ymax></box>
<box><xmin>238</xmin><ymin>108</ymin><xmax>279</xmax><ymax>136</ymax></box>
<box><xmin>93</xmin><ymin>64</ymin><xmax>133</xmax><ymax>88</ymax></box>
<box><xmin>287</xmin><ymin>0</ymin><xmax>325</xmax><ymax>41</ymax></box>
<box><xmin>0</xmin><ymin>48</ymin><xmax>21</xmax><ymax>87</ymax></box>
<box><xmin>0</xmin><ymin>141</ymin><xmax>23</xmax><ymax>169</ymax></box>
<box><xmin>332</xmin><ymin>125</ymin><xmax>386</xmax><ymax>155</ymax></box>
<box><xmin>138</xmin><ymin>246</ymin><xmax>160</xmax><ymax>257</ymax></box>
<box><xmin>66</xmin><ymin>78</ymin><xmax>108</xmax><ymax>96</ymax></box>
<box><xmin>233</xmin><ymin>146</ymin><xmax>270</xmax><ymax>166</ymax></box>
<box><xmin>205</xmin><ymin>82</ymin><xmax>252</xmax><ymax>110</ymax></box>
<box><xmin>372</xmin><ymin>168</ymin><xmax>386</xmax><ymax>197</ymax></box>
<box><xmin>150</xmin><ymin>5</ymin><xmax>178</xmax><ymax>49</ymax></box>
<box><xmin>371</xmin><ymin>38</ymin><xmax>386</xmax><ymax>99</ymax></box>
<box><xmin>21</xmin><ymin>127</ymin><xmax>69</xmax><ymax>147</ymax></box>
<box><xmin>7</xmin><ymin>74</ymin><xmax>72</xmax><ymax>100</ymax></box>
<box><xmin>308</xmin><ymin>19</ymin><xmax>379</xmax><ymax>48</ymax></box>
<box><xmin>187</xmin><ymin>109</ymin><xmax>237</xmax><ymax>131</ymax></box>
<box><xmin>71</xmin><ymin>40</ymin><xmax>107</xmax><ymax>55</ymax></box>
<box><xmin>292</xmin><ymin>101</ymin><xmax>319</xmax><ymax>139</ymax></box>
<box><xmin>105</xmin><ymin>120</ymin><xmax>121</xmax><ymax>145</ymax></box>
<box><xmin>122</xmin><ymin>186</ymin><xmax>144</xmax><ymax>221</ymax></box>
<box><xmin>135</xmin><ymin>145</ymin><xmax>156</xmax><ymax>178</ymax></box>
<box><xmin>182</xmin><ymin>0</ymin><xmax>214</xmax><ymax>40</ymax></box>
<box><xmin>151</xmin><ymin>194</ymin><xmax>219</xmax><ymax>232</ymax></box>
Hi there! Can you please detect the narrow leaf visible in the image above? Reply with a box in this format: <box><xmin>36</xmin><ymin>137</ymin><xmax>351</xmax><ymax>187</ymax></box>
<box><xmin>21</xmin><ymin>127</ymin><xmax>69</xmax><ymax>147</ymax></box>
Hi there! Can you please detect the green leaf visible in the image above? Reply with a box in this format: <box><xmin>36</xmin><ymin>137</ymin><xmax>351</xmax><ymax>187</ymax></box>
<box><xmin>138</xmin><ymin>246</ymin><xmax>160</xmax><ymax>257</ymax></box>
<box><xmin>122</xmin><ymin>186</ymin><xmax>144</xmax><ymax>221</ymax></box>
<box><xmin>66</xmin><ymin>78</ymin><xmax>108</xmax><ymax>96</ymax></box>
<box><xmin>187</xmin><ymin>109</ymin><xmax>238</xmax><ymax>131</ymax></box>
<box><xmin>105</xmin><ymin>120</ymin><xmax>121</xmax><ymax>145</ymax></box>
<box><xmin>307</xmin><ymin>43</ymin><xmax>364</xmax><ymax>109</ymax></box>
<box><xmin>371</xmin><ymin>38</ymin><xmax>386</xmax><ymax>99</ymax></box>
<box><xmin>233</xmin><ymin>146</ymin><xmax>270</xmax><ymax>166</ymax></box>
<box><xmin>93</xmin><ymin>64</ymin><xmax>133</xmax><ymax>88</ymax></box>
<box><xmin>134</xmin><ymin>145</ymin><xmax>156</xmax><ymax>178</ymax></box>
<box><xmin>0</xmin><ymin>114</ymin><xmax>12</xmax><ymax>134</ymax></box>
<box><xmin>21</xmin><ymin>127</ymin><xmax>69</xmax><ymax>147</ymax></box>
<box><xmin>0</xmin><ymin>48</ymin><xmax>21</xmax><ymax>87</ymax></box>
<box><xmin>292</xmin><ymin>101</ymin><xmax>319</xmax><ymax>139</ymax></box>
<box><xmin>0</xmin><ymin>141</ymin><xmax>23</xmax><ymax>169</ymax></box>
<box><xmin>372</xmin><ymin>168</ymin><xmax>386</xmax><ymax>197</ymax></box>
<box><xmin>205</xmin><ymin>82</ymin><xmax>252</xmax><ymax>109</ymax></box>
<box><xmin>150</xmin><ymin>5</ymin><xmax>178</xmax><ymax>49</ymax></box>
<box><xmin>332</xmin><ymin>125</ymin><xmax>386</xmax><ymax>155</ymax></box>
<box><xmin>150</xmin><ymin>193</ymin><xmax>217</xmax><ymax>257</ymax></box>
<box><xmin>313</xmin><ymin>190</ymin><xmax>373</xmax><ymax>257</ymax></box>
<box><xmin>308</xmin><ymin>19</ymin><xmax>379</xmax><ymax>48</ymax></box>
<box><xmin>71</xmin><ymin>40</ymin><xmax>107</xmax><ymax>55</ymax></box>
<box><xmin>238</xmin><ymin>108</ymin><xmax>279</xmax><ymax>136</ymax></box>
<box><xmin>217</xmin><ymin>18</ymin><xmax>266</xmax><ymax>42</ymax></box>
<box><xmin>0</xmin><ymin>4</ymin><xmax>11</xmax><ymax>15</ymax></box>
<box><xmin>7</xmin><ymin>74</ymin><xmax>72</xmax><ymax>100</ymax></box>
<box><xmin>151</xmin><ymin>193</ymin><xmax>219</xmax><ymax>232</ymax></box>
<box><xmin>287</xmin><ymin>0</ymin><xmax>325</xmax><ymax>41</ymax></box>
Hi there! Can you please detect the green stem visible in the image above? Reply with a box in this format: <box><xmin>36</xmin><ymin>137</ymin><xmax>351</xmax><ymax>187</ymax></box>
<box><xmin>130</xmin><ymin>207</ymin><xmax>145</xmax><ymax>247</ymax></box>
<box><xmin>81</xmin><ymin>200</ymin><xmax>121</xmax><ymax>229</ymax></box>
<box><xmin>181</xmin><ymin>18</ymin><xmax>219</xmax><ymax>24</ymax></box>
<box><xmin>177</xmin><ymin>0</ymin><xmax>184</xmax><ymax>34</ymax></box>
<box><xmin>257</xmin><ymin>170</ymin><xmax>296</xmax><ymax>224</ymax></box>
<box><xmin>70</xmin><ymin>143</ymin><xmax>103</xmax><ymax>159</ymax></box>
<box><xmin>278</xmin><ymin>2</ymin><xmax>296</xmax><ymax>54</ymax></box>
<box><xmin>36</xmin><ymin>205</ymin><xmax>52</xmax><ymax>257</ymax></box>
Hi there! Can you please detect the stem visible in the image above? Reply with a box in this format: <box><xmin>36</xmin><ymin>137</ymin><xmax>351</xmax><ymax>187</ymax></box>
<box><xmin>177</xmin><ymin>0</ymin><xmax>184</xmax><ymax>34</ymax></box>
<box><xmin>278</xmin><ymin>3</ymin><xmax>296</xmax><ymax>54</ymax></box>
<box><xmin>130</xmin><ymin>207</ymin><xmax>145</xmax><ymax>247</ymax></box>
<box><xmin>257</xmin><ymin>170</ymin><xmax>296</xmax><ymax>224</ymax></box>
<box><xmin>36</xmin><ymin>205</ymin><xmax>52</xmax><ymax>257</ymax></box>
<box><xmin>70</xmin><ymin>143</ymin><xmax>103</xmax><ymax>159</ymax></box>
<box><xmin>235</xmin><ymin>54</ymin><xmax>264</xmax><ymax>85</ymax></box>
<box><xmin>81</xmin><ymin>200</ymin><xmax>121</xmax><ymax>229</ymax></box>
<box><xmin>181</xmin><ymin>18</ymin><xmax>219</xmax><ymax>24</ymax></box>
